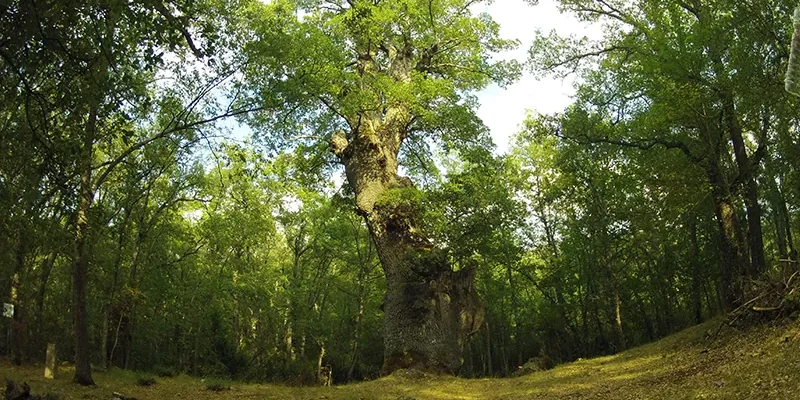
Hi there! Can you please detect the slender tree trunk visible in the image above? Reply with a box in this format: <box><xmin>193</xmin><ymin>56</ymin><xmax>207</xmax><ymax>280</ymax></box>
<box><xmin>708</xmin><ymin>49</ymin><xmax>766</xmax><ymax>276</ymax></box>
<box><xmin>613</xmin><ymin>286</ymin><xmax>625</xmax><ymax>351</ymax></box>
<box><xmin>593</xmin><ymin>306</ymin><xmax>605</xmax><ymax>353</ymax></box>
<box><xmin>499</xmin><ymin>324</ymin><xmax>509</xmax><ymax>375</ymax></box>
<box><xmin>720</xmin><ymin>93</ymin><xmax>766</xmax><ymax>276</ymax></box>
<box><xmin>122</xmin><ymin>224</ymin><xmax>146</xmax><ymax>370</ymax></box>
<box><xmin>703</xmin><ymin>279</ymin><xmax>718</xmax><ymax>316</ymax></box>
<box><xmin>775</xmin><ymin>179</ymin><xmax>797</xmax><ymax>260</ymax></box>
<box><xmin>579</xmin><ymin>282</ymin><xmax>589</xmax><ymax>355</ymax></box>
<box><xmin>108</xmin><ymin>313</ymin><xmax>123</xmax><ymax>367</ymax></box>
<box><xmin>72</xmin><ymin>101</ymin><xmax>97</xmax><ymax>386</ymax></box>
<box><xmin>103</xmin><ymin>209</ymin><xmax>129</xmax><ymax>369</ymax></box>
<box><xmin>10</xmin><ymin>231</ymin><xmax>24</xmax><ymax>366</ymax></box>
<box><xmin>770</xmin><ymin>186</ymin><xmax>788</xmax><ymax>260</ymax></box>
<box><xmin>347</xmin><ymin>290</ymin><xmax>364</xmax><ymax>381</ymax></box>
<box><xmin>633</xmin><ymin>292</ymin><xmax>654</xmax><ymax>341</ymax></box>
<box><xmin>284</xmin><ymin>295</ymin><xmax>294</xmax><ymax>362</ymax></box>
<box><xmin>484</xmin><ymin>321</ymin><xmax>492</xmax><ymax>376</ymax></box>
<box><xmin>775</xmin><ymin>219</ymin><xmax>787</xmax><ymax>261</ymax></box>
<box><xmin>504</xmin><ymin>263</ymin><xmax>522</xmax><ymax>365</ymax></box>
<box><xmin>534</xmin><ymin>201</ymin><xmax>577</xmax><ymax>353</ymax></box>
<box><xmin>316</xmin><ymin>341</ymin><xmax>328</xmax><ymax>385</ymax></box>
<box><xmin>191</xmin><ymin>330</ymin><xmax>198</xmax><ymax>375</ymax></box>
<box><xmin>36</xmin><ymin>253</ymin><xmax>56</xmax><ymax>328</ymax></box>
<box><xmin>689</xmin><ymin>218</ymin><xmax>703</xmax><ymax>324</ymax></box>
<box><xmin>101</xmin><ymin>310</ymin><xmax>109</xmax><ymax>369</ymax></box>
<box><xmin>71</xmin><ymin>3</ymin><xmax>120</xmax><ymax>379</ymax></box>
<box><xmin>783</xmin><ymin>205</ymin><xmax>797</xmax><ymax>261</ymax></box>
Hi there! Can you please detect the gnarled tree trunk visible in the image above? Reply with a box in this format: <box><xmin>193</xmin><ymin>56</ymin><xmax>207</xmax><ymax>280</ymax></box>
<box><xmin>331</xmin><ymin>116</ymin><xmax>484</xmax><ymax>375</ymax></box>
<box><xmin>705</xmin><ymin>150</ymin><xmax>747</xmax><ymax>309</ymax></box>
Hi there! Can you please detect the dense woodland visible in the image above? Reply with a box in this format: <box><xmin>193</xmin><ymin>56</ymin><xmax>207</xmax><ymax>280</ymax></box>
<box><xmin>1</xmin><ymin>0</ymin><xmax>799</xmax><ymax>387</ymax></box>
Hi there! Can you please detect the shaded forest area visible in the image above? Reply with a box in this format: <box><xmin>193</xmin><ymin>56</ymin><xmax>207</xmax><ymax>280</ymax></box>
<box><xmin>2</xmin><ymin>0</ymin><xmax>799</xmax><ymax>387</ymax></box>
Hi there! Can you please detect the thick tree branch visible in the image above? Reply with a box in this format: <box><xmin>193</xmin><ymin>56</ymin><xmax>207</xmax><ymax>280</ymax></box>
<box><xmin>149</xmin><ymin>1</ymin><xmax>204</xmax><ymax>58</ymax></box>
<box><xmin>676</xmin><ymin>0</ymin><xmax>701</xmax><ymax>21</ymax></box>
<box><xmin>93</xmin><ymin>105</ymin><xmax>263</xmax><ymax>189</ymax></box>
<box><xmin>542</xmin><ymin>45</ymin><xmax>632</xmax><ymax>73</ymax></box>
<box><xmin>554</xmin><ymin>129</ymin><xmax>705</xmax><ymax>164</ymax></box>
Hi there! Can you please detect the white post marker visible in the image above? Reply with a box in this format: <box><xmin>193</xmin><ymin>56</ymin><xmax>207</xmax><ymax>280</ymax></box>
<box><xmin>3</xmin><ymin>303</ymin><xmax>12</xmax><ymax>359</ymax></box>
<box><xmin>45</xmin><ymin>343</ymin><xmax>57</xmax><ymax>379</ymax></box>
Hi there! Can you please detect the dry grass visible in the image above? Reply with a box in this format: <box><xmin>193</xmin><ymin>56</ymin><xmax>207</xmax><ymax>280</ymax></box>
<box><xmin>4</xmin><ymin>318</ymin><xmax>800</xmax><ymax>399</ymax></box>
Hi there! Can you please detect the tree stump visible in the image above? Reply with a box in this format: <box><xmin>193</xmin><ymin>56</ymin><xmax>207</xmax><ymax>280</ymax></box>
<box><xmin>4</xmin><ymin>379</ymin><xmax>42</xmax><ymax>400</ymax></box>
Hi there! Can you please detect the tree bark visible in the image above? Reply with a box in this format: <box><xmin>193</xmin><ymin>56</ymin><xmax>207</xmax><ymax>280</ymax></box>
<box><xmin>347</xmin><ymin>288</ymin><xmax>364</xmax><ymax>381</ymax></box>
<box><xmin>72</xmin><ymin>100</ymin><xmax>97</xmax><ymax>386</ymax></box>
<box><xmin>103</xmin><ymin>208</ymin><xmax>130</xmax><ymax>369</ymax></box>
<box><xmin>705</xmin><ymin>35</ymin><xmax>766</xmax><ymax>276</ymax></box>
<box><xmin>36</xmin><ymin>253</ymin><xmax>56</xmax><ymax>330</ymax></box>
<box><xmin>331</xmin><ymin>118</ymin><xmax>484</xmax><ymax>375</ymax></box>
<box><xmin>101</xmin><ymin>310</ymin><xmax>109</xmax><ymax>369</ymax></box>
<box><xmin>688</xmin><ymin>218</ymin><xmax>703</xmax><ymax>324</ymax></box>
<box><xmin>504</xmin><ymin>262</ymin><xmax>522</xmax><ymax>366</ymax></box>
<box><xmin>769</xmin><ymin>176</ymin><xmax>797</xmax><ymax>261</ymax></box>
<box><xmin>781</xmin><ymin>196</ymin><xmax>797</xmax><ymax>261</ymax></box>
<box><xmin>705</xmin><ymin>153</ymin><xmax>746</xmax><ymax>309</ymax></box>
<box><xmin>719</xmin><ymin>91</ymin><xmax>766</xmax><ymax>276</ymax></box>
<box><xmin>120</xmin><ymin>211</ymin><xmax>149</xmax><ymax>370</ymax></box>
<box><xmin>613</xmin><ymin>286</ymin><xmax>625</xmax><ymax>351</ymax></box>
<box><xmin>484</xmin><ymin>321</ymin><xmax>492</xmax><ymax>376</ymax></box>
<box><xmin>10</xmin><ymin>231</ymin><xmax>24</xmax><ymax>366</ymax></box>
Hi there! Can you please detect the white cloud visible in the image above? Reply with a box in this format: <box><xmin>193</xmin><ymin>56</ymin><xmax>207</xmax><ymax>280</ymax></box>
<box><xmin>475</xmin><ymin>0</ymin><xmax>604</xmax><ymax>154</ymax></box>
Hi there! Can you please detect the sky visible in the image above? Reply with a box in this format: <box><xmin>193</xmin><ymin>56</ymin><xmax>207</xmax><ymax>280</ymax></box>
<box><xmin>473</xmin><ymin>0</ymin><xmax>604</xmax><ymax>154</ymax></box>
<box><xmin>233</xmin><ymin>0</ymin><xmax>605</xmax><ymax>193</ymax></box>
<box><xmin>238</xmin><ymin>0</ymin><xmax>604</xmax><ymax>156</ymax></box>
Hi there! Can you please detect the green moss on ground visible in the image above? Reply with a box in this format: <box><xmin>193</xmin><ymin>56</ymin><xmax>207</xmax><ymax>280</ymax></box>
<box><xmin>4</xmin><ymin>318</ymin><xmax>800</xmax><ymax>399</ymax></box>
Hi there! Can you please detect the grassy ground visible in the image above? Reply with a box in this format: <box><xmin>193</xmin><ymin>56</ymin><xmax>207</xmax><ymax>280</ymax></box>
<box><xmin>4</xmin><ymin>318</ymin><xmax>800</xmax><ymax>399</ymax></box>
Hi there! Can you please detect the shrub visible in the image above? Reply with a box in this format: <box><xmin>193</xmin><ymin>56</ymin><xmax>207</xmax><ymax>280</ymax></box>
<box><xmin>205</xmin><ymin>379</ymin><xmax>232</xmax><ymax>392</ymax></box>
<box><xmin>135</xmin><ymin>376</ymin><xmax>157</xmax><ymax>386</ymax></box>
<box><xmin>153</xmin><ymin>365</ymin><xmax>176</xmax><ymax>378</ymax></box>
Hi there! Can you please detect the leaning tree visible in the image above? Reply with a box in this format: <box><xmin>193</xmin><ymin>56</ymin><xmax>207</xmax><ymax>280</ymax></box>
<box><xmin>238</xmin><ymin>0</ymin><xmax>520</xmax><ymax>374</ymax></box>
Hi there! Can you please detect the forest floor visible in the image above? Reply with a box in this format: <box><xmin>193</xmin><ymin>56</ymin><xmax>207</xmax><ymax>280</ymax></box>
<box><xmin>3</xmin><ymin>317</ymin><xmax>800</xmax><ymax>399</ymax></box>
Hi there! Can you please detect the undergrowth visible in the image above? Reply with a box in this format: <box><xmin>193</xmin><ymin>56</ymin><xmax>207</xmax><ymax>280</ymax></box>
<box><xmin>2</xmin><ymin>315</ymin><xmax>800</xmax><ymax>399</ymax></box>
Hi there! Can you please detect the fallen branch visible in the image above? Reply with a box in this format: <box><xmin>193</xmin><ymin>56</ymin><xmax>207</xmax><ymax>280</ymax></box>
<box><xmin>752</xmin><ymin>305</ymin><xmax>783</xmax><ymax>312</ymax></box>
<box><xmin>112</xmin><ymin>392</ymin><xmax>137</xmax><ymax>400</ymax></box>
<box><xmin>711</xmin><ymin>293</ymin><xmax>766</xmax><ymax>340</ymax></box>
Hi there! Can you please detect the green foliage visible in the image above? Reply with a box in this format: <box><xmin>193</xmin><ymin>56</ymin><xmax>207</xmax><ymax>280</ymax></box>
<box><xmin>238</xmin><ymin>0</ymin><xmax>519</xmax><ymax>165</ymax></box>
<box><xmin>205</xmin><ymin>379</ymin><xmax>233</xmax><ymax>392</ymax></box>
<box><xmin>42</xmin><ymin>393</ymin><xmax>64</xmax><ymax>400</ymax></box>
<box><xmin>153</xmin><ymin>365</ymin><xmax>177</xmax><ymax>378</ymax></box>
<box><xmin>2</xmin><ymin>0</ymin><xmax>799</xmax><ymax>387</ymax></box>
<box><xmin>135</xmin><ymin>376</ymin><xmax>157</xmax><ymax>387</ymax></box>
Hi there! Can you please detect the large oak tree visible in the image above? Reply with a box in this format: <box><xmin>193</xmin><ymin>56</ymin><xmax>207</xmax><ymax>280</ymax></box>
<box><xmin>238</xmin><ymin>0</ymin><xmax>520</xmax><ymax>374</ymax></box>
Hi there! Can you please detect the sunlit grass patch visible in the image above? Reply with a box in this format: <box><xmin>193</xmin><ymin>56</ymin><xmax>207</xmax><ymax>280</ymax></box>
<box><xmin>3</xmin><ymin>318</ymin><xmax>800</xmax><ymax>399</ymax></box>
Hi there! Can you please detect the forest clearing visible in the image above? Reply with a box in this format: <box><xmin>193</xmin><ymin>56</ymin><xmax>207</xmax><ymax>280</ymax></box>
<box><xmin>4</xmin><ymin>318</ymin><xmax>800</xmax><ymax>399</ymax></box>
<box><xmin>3</xmin><ymin>0</ymin><xmax>800</xmax><ymax>396</ymax></box>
